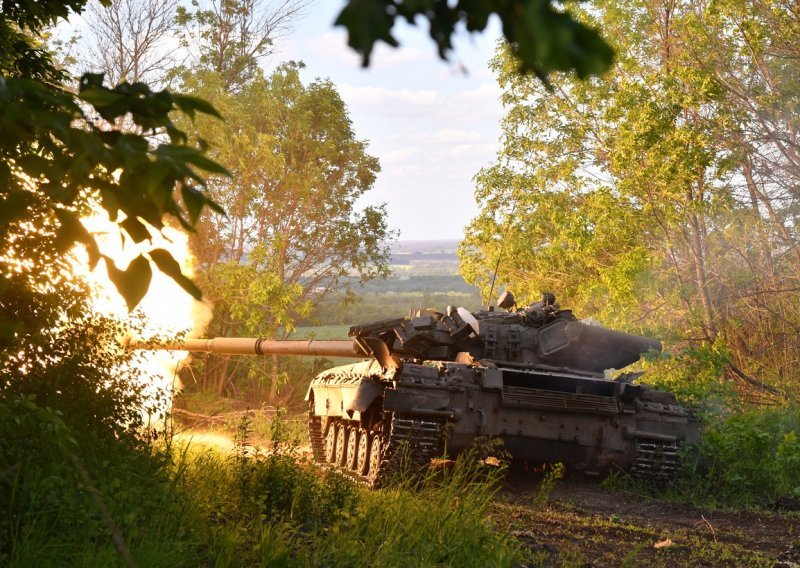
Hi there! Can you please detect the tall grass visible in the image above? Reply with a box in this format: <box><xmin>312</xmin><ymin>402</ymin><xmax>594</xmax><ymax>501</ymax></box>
<box><xmin>175</xmin><ymin>418</ymin><xmax>521</xmax><ymax>567</ymax></box>
<box><xmin>3</xmin><ymin>405</ymin><xmax>521</xmax><ymax>567</ymax></box>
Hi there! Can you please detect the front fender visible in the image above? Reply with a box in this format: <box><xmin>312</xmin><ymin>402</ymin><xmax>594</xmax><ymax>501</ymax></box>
<box><xmin>307</xmin><ymin>378</ymin><xmax>383</xmax><ymax>418</ymax></box>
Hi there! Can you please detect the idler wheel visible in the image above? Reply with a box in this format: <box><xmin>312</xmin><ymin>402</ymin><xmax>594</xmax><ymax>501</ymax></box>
<box><xmin>367</xmin><ymin>433</ymin><xmax>383</xmax><ymax>481</ymax></box>
<box><xmin>356</xmin><ymin>429</ymin><xmax>370</xmax><ymax>476</ymax></box>
<box><xmin>335</xmin><ymin>424</ymin><xmax>347</xmax><ymax>466</ymax></box>
<box><xmin>324</xmin><ymin>422</ymin><xmax>337</xmax><ymax>463</ymax></box>
<box><xmin>346</xmin><ymin>426</ymin><xmax>359</xmax><ymax>471</ymax></box>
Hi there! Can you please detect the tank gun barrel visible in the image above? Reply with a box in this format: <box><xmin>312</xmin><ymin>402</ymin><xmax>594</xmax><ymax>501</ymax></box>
<box><xmin>132</xmin><ymin>337</ymin><xmax>366</xmax><ymax>358</ymax></box>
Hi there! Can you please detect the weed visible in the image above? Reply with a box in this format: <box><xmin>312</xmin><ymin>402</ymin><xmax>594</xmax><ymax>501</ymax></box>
<box><xmin>621</xmin><ymin>542</ymin><xmax>646</xmax><ymax>567</ymax></box>
<box><xmin>534</xmin><ymin>462</ymin><xmax>565</xmax><ymax>507</ymax></box>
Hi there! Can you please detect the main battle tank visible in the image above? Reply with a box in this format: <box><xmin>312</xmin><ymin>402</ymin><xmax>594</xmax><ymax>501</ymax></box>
<box><xmin>142</xmin><ymin>292</ymin><xmax>698</xmax><ymax>486</ymax></box>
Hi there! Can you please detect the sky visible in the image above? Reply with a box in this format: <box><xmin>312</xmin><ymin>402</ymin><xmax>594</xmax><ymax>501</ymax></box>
<box><xmin>266</xmin><ymin>4</ymin><xmax>506</xmax><ymax>241</ymax></box>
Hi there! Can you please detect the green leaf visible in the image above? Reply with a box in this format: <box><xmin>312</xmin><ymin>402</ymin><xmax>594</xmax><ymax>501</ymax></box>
<box><xmin>53</xmin><ymin>209</ymin><xmax>101</xmax><ymax>266</ymax></box>
<box><xmin>181</xmin><ymin>185</ymin><xmax>206</xmax><ymax>225</ymax></box>
<box><xmin>148</xmin><ymin>248</ymin><xmax>202</xmax><ymax>300</ymax></box>
<box><xmin>172</xmin><ymin>94</ymin><xmax>223</xmax><ymax>119</ymax></box>
<box><xmin>104</xmin><ymin>254</ymin><xmax>153</xmax><ymax>311</ymax></box>
<box><xmin>185</xmin><ymin>152</ymin><xmax>229</xmax><ymax>175</ymax></box>
<box><xmin>334</xmin><ymin>0</ymin><xmax>614</xmax><ymax>81</ymax></box>
<box><xmin>78</xmin><ymin>86</ymin><xmax>123</xmax><ymax>108</ymax></box>
<box><xmin>158</xmin><ymin>144</ymin><xmax>229</xmax><ymax>175</ymax></box>
<box><xmin>335</xmin><ymin>0</ymin><xmax>398</xmax><ymax>66</ymax></box>
<box><xmin>120</xmin><ymin>217</ymin><xmax>152</xmax><ymax>244</ymax></box>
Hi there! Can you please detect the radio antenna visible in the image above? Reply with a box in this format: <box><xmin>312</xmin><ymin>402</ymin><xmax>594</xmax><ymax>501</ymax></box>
<box><xmin>485</xmin><ymin>202</ymin><xmax>517</xmax><ymax>308</ymax></box>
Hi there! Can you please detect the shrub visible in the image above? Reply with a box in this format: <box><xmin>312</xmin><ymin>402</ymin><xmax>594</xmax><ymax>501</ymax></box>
<box><xmin>683</xmin><ymin>406</ymin><xmax>800</xmax><ymax>507</ymax></box>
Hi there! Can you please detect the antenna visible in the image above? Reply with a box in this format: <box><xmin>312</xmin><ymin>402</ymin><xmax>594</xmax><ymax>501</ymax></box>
<box><xmin>485</xmin><ymin>202</ymin><xmax>517</xmax><ymax>308</ymax></box>
<box><xmin>486</xmin><ymin>246</ymin><xmax>504</xmax><ymax>308</ymax></box>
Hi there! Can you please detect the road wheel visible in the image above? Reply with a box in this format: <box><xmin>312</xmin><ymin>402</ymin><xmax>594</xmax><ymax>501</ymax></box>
<box><xmin>324</xmin><ymin>422</ymin><xmax>337</xmax><ymax>463</ymax></box>
<box><xmin>346</xmin><ymin>426</ymin><xmax>359</xmax><ymax>471</ymax></box>
<box><xmin>335</xmin><ymin>423</ymin><xmax>347</xmax><ymax>466</ymax></box>
<box><xmin>356</xmin><ymin>429</ymin><xmax>370</xmax><ymax>476</ymax></box>
<box><xmin>367</xmin><ymin>432</ymin><xmax>383</xmax><ymax>482</ymax></box>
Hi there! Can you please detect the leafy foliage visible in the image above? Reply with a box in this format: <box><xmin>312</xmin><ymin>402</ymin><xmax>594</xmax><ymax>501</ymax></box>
<box><xmin>1</xmin><ymin>0</ymin><xmax>225</xmax><ymax>330</ymax></box>
<box><xmin>639</xmin><ymin>342</ymin><xmax>737</xmax><ymax>409</ymax></box>
<box><xmin>461</xmin><ymin>0</ymin><xmax>800</xmax><ymax>396</ymax></box>
<box><xmin>0</xmin><ymin>7</ymin><xmax>220</xmax><ymax>538</ymax></box>
<box><xmin>0</xmin><ymin>292</ymin><xmax>181</xmax><ymax>564</ymax></box>
<box><xmin>335</xmin><ymin>0</ymin><xmax>614</xmax><ymax>82</ymax></box>
<box><xmin>695</xmin><ymin>408</ymin><xmax>800</xmax><ymax>506</ymax></box>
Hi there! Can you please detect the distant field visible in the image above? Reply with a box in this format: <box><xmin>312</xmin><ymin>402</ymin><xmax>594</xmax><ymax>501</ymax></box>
<box><xmin>290</xmin><ymin>325</ymin><xmax>350</xmax><ymax>340</ymax></box>
<box><xmin>298</xmin><ymin>242</ymin><xmax>482</xmax><ymax>327</ymax></box>
<box><xmin>299</xmin><ymin>272</ymin><xmax>483</xmax><ymax>327</ymax></box>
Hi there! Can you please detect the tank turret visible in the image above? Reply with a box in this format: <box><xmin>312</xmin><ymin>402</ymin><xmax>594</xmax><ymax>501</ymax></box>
<box><xmin>135</xmin><ymin>293</ymin><xmax>698</xmax><ymax>487</ymax></box>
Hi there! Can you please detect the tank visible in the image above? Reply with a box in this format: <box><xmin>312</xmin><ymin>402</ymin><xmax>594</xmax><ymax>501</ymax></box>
<box><xmin>136</xmin><ymin>292</ymin><xmax>699</xmax><ymax>487</ymax></box>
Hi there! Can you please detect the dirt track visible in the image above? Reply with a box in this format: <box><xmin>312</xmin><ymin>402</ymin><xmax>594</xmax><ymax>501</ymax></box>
<box><xmin>496</xmin><ymin>473</ymin><xmax>800</xmax><ymax>567</ymax></box>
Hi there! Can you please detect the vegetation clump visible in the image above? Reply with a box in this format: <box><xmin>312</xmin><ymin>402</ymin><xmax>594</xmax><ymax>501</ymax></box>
<box><xmin>2</xmin><ymin>394</ymin><xmax>522</xmax><ymax>566</ymax></box>
<box><xmin>677</xmin><ymin>405</ymin><xmax>800</xmax><ymax>508</ymax></box>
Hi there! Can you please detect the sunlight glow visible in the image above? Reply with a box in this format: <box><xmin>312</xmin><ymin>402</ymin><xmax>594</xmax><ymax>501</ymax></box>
<box><xmin>72</xmin><ymin>207</ymin><xmax>212</xmax><ymax>420</ymax></box>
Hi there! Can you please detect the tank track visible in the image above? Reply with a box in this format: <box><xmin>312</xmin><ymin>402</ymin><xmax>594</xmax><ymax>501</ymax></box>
<box><xmin>374</xmin><ymin>417</ymin><xmax>443</xmax><ymax>487</ymax></box>
<box><xmin>307</xmin><ymin>410</ymin><xmax>443</xmax><ymax>488</ymax></box>
<box><xmin>629</xmin><ymin>437</ymin><xmax>680</xmax><ymax>482</ymax></box>
<box><xmin>308</xmin><ymin>409</ymin><xmax>325</xmax><ymax>462</ymax></box>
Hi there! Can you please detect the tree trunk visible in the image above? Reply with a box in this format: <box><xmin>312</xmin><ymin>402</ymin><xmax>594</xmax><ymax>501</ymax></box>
<box><xmin>268</xmin><ymin>352</ymin><xmax>279</xmax><ymax>405</ymax></box>
<box><xmin>216</xmin><ymin>356</ymin><xmax>230</xmax><ymax>396</ymax></box>
<box><xmin>686</xmin><ymin>180</ymin><xmax>718</xmax><ymax>341</ymax></box>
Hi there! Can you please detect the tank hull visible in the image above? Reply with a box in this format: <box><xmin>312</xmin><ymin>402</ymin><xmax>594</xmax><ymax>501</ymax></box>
<box><xmin>307</xmin><ymin>360</ymin><xmax>698</xmax><ymax>485</ymax></box>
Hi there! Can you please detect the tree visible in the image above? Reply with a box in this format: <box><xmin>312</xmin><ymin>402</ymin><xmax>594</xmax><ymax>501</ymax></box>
<box><xmin>83</xmin><ymin>0</ymin><xmax>181</xmax><ymax>86</ymax></box>
<box><xmin>690</xmin><ymin>0</ymin><xmax>800</xmax><ymax>264</ymax></box>
<box><xmin>77</xmin><ymin>0</ymin><xmax>390</xmax><ymax>402</ymax></box>
<box><xmin>1</xmin><ymin>6</ymin><xmax>223</xmax><ymax>555</ymax></box>
<box><xmin>183</xmin><ymin>64</ymin><xmax>392</xmax><ymax>399</ymax></box>
<box><xmin>461</xmin><ymin>0</ymin><xmax>800</xmax><ymax>396</ymax></box>
<box><xmin>176</xmin><ymin>0</ymin><xmax>310</xmax><ymax>92</ymax></box>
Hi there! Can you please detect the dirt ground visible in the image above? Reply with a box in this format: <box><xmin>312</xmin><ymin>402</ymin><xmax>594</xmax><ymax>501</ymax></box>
<box><xmin>495</xmin><ymin>472</ymin><xmax>800</xmax><ymax>567</ymax></box>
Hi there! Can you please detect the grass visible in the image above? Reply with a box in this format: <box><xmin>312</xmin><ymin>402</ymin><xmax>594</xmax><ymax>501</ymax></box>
<box><xmin>3</xmin><ymin>410</ymin><xmax>522</xmax><ymax>567</ymax></box>
<box><xmin>170</xmin><ymin>420</ymin><xmax>522</xmax><ymax>567</ymax></box>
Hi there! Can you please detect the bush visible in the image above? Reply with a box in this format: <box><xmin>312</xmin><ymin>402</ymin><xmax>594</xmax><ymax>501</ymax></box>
<box><xmin>0</xmin><ymin>302</ymin><xmax>195</xmax><ymax>566</ymax></box>
<box><xmin>681</xmin><ymin>406</ymin><xmax>800</xmax><ymax>507</ymax></box>
<box><xmin>1</xmin><ymin>397</ymin><xmax>200</xmax><ymax>567</ymax></box>
<box><xmin>640</xmin><ymin>341</ymin><xmax>737</xmax><ymax>409</ymax></box>
<box><xmin>3</xmin><ymin>391</ymin><xmax>521</xmax><ymax>567</ymax></box>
